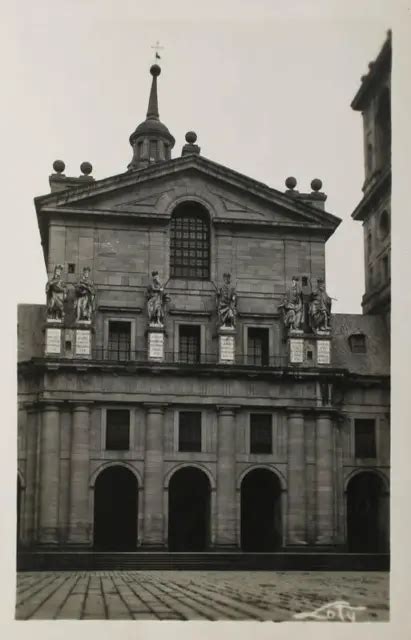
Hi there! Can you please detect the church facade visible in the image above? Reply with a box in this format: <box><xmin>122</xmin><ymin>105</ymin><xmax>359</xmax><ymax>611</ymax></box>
<box><xmin>17</xmin><ymin>36</ymin><xmax>390</xmax><ymax>558</ymax></box>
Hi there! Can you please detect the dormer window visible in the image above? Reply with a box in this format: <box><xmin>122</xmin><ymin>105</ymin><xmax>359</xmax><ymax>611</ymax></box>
<box><xmin>170</xmin><ymin>202</ymin><xmax>210</xmax><ymax>280</ymax></box>
<box><xmin>349</xmin><ymin>333</ymin><xmax>367</xmax><ymax>354</ymax></box>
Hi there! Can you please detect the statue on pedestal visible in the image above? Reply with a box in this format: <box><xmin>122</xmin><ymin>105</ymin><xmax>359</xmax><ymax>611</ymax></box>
<box><xmin>46</xmin><ymin>264</ymin><xmax>67</xmax><ymax>321</ymax></box>
<box><xmin>279</xmin><ymin>276</ymin><xmax>304</xmax><ymax>332</ymax></box>
<box><xmin>146</xmin><ymin>271</ymin><xmax>170</xmax><ymax>326</ymax></box>
<box><xmin>74</xmin><ymin>267</ymin><xmax>96</xmax><ymax>322</ymax></box>
<box><xmin>309</xmin><ymin>279</ymin><xmax>332</xmax><ymax>332</ymax></box>
<box><xmin>216</xmin><ymin>272</ymin><xmax>237</xmax><ymax>328</ymax></box>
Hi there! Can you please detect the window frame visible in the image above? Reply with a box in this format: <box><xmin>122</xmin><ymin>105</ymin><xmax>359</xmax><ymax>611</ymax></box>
<box><xmin>249</xmin><ymin>412</ymin><xmax>273</xmax><ymax>455</ymax></box>
<box><xmin>244</xmin><ymin>324</ymin><xmax>272</xmax><ymax>366</ymax></box>
<box><xmin>169</xmin><ymin>206</ymin><xmax>211</xmax><ymax>281</ymax></box>
<box><xmin>101</xmin><ymin>407</ymin><xmax>135</xmax><ymax>452</ymax></box>
<box><xmin>353</xmin><ymin>417</ymin><xmax>377</xmax><ymax>460</ymax></box>
<box><xmin>103</xmin><ymin>317</ymin><xmax>135</xmax><ymax>361</ymax></box>
<box><xmin>177</xmin><ymin>410</ymin><xmax>203</xmax><ymax>453</ymax></box>
<box><xmin>174</xmin><ymin>321</ymin><xmax>206</xmax><ymax>364</ymax></box>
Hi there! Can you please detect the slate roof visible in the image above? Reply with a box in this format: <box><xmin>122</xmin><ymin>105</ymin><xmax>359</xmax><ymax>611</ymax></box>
<box><xmin>331</xmin><ymin>313</ymin><xmax>389</xmax><ymax>376</ymax></box>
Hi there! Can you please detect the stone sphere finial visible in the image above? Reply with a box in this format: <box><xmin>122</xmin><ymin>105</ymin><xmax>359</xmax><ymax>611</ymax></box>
<box><xmin>80</xmin><ymin>161</ymin><xmax>93</xmax><ymax>175</ymax></box>
<box><xmin>311</xmin><ymin>178</ymin><xmax>323</xmax><ymax>192</ymax></box>
<box><xmin>53</xmin><ymin>159</ymin><xmax>65</xmax><ymax>174</ymax></box>
<box><xmin>285</xmin><ymin>176</ymin><xmax>297</xmax><ymax>190</ymax></box>
<box><xmin>150</xmin><ymin>64</ymin><xmax>161</xmax><ymax>77</ymax></box>
<box><xmin>185</xmin><ymin>131</ymin><xmax>197</xmax><ymax>144</ymax></box>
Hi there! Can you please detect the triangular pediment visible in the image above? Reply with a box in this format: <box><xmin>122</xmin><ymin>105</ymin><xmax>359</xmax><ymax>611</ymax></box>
<box><xmin>36</xmin><ymin>154</ymin><xmax>341</xmax><ymax>235</ymax></box>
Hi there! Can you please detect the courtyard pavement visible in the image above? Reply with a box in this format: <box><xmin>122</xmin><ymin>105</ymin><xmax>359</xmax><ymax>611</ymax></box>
<box><xmin>15</xmin><ymin>570</ymin><xmax>389</xmax><ymax>622</ymax></box>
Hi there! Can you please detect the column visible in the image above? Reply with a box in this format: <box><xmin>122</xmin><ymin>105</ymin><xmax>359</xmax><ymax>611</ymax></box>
<box><xmin>215</xmin><ymin>406</ymin><xmax>238</xmax><ymax>549</ymax></box>
<box><xmin>68</xmin><ymin>405</ymin><xmax>91</xmax><ymax>544</ymax></box>
<box><xmin>23</xmin><ymin>406</ymin><xmax>38</xmax><ymax>545</ymax></box>
<box><xmin>38</xmin><ymin>404</ymin><xmax>61</xmax><ymax>544</ymax></box>
<box><xmin>316</xmin><ymin>411</ymin><xmax>334</xmax><ymax>545</ymax></box>
<box><xmin>287</xmin><ymin>411</ymin><xmax>307</xmax><ymax>545</ymax></box>
<box><xmin>142</xmin><ymin>404</ymin><xmax>166</xmax><ymax>548</ymax></box>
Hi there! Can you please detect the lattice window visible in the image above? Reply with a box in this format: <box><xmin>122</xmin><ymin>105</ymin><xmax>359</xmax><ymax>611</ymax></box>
<box><xmin>170</xmin><ymin>206</ymin><xmax>210</xmax><ymax>279</ymax></box>
<box><xmin>179</xmin><ymin>325</ymin><xmax>201</xmax><ymax>364</ymax></box>
<box><xmin>250</xmin><ymin>414</ymin><xmax>272</xmax><ymax>454</ymax></box>
<box><xmin>106</xmin><ymin>409</ymin><xmax>130</xmax><ymax>450</ymax></box>
<box><xmin>179</xmin><ymin>411</ymin><xmax>202</xmax><ymax>452</ymax></box>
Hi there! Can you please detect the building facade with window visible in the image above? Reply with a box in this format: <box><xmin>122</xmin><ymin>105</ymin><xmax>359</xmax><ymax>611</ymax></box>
<box><xmin>17</xmin><ymin>45</ymin><xmax>390</xmax><ymax>559</ymax></box>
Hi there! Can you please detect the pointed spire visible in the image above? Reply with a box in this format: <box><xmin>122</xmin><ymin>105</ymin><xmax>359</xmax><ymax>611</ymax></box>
<box><xmin>146</xmin><ymin>64</ymin><xmax>161</xmax><ymax>119</ymax></box>
<box><xmin>128</xmin><ymin>63</ymin><xmax>175</xmax><ymax>171</ymax></box>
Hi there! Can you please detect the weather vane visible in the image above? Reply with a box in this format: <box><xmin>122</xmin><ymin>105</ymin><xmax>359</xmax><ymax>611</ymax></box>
<box><xmin>151</xmin><ymin>40</ymin><xmax>164</xmax><ymax>62</ymax></box>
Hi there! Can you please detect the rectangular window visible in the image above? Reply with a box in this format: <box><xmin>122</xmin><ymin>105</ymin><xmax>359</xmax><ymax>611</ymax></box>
<box><xmin>354</xmin><ymin>418</ymin><xmax>376</xmax><ymax>458</ymax></box>
<box><xmin>250</xmin><ymin>414</ymin><xmax>272</xmax><ymax>454</ymax></box>
<box><xmin>179</xmin><ymin>411</ymin><xmax>202</xmax><ymax>452</ymax></box>
<box><xmin>170</xmin><ymin>212</ymin><xmax>210</xmax><ymax>279</ymax></box>
<box><xmin>179</xmin><ymin>325</ymin><xmax>201</xmax><ymax>363</ymax></box>
<box><xmin>108</xmin><ymin>321</ymin><xmax>131</xmax><ymax>361</ymax></box>
<box><xmin>106</xmin><ymin>409</ymin><xmax>130</xmax><ymax>450</ymax></box>
<box><xmin>247</xmin><ymin>328</ymin><xmax>269</xmax><ymax>366</ymax></box>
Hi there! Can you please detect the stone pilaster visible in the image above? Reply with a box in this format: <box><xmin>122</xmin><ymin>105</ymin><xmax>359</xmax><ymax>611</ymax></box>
<box><xmin>316</xmin><ymin>411</ymin><xmax>334</xmax><ymax>545</ymax></box>
<box><xmin>23</xmin><ymin>406</ymin><xmax>38</xmax><ymax>545</ymax></box>
<box><xmin>68</xmin><ymin>404</ymin><xmax>91</xmax><ymax>545</ymax></box>
<box><xmin>286</xmin><ymin>411</ymin><xmax>307</xmax><ymax>545</ymax></box>
<box><xmin>215</xmin><ymin>406</ymin><xmax>238</xmax><ymax>549</ymax></box>
<box><xmin>38</xmin><ymin>404</ymin><xmax>61</xmax><ymax>544</ymax></box>
<box><xmin>142</xmin><ymin>403</ymin><xmax>166</xmax><ymax>548</ymax></box>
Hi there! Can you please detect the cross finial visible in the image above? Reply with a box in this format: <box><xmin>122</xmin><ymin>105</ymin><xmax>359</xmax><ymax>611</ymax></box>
<box><xmin>151</xmin><ymin>40</ymin><xmax>164</xmax><ymax>61</ymax></box>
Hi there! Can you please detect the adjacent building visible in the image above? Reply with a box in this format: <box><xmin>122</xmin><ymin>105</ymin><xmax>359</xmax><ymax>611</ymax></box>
<box><xmin>17</xmin><ymin>36</ymin><xmax>391</xmax><ymax>558</ymax></box>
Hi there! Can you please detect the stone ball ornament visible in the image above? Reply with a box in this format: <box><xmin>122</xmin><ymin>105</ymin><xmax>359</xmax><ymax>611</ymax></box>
<box><xmin>53</xmin><ymin>159</ymin><xmax>65</xmax><ymax>174</ymax></box>
<box><xmin>311</xmin><ymin>178</ymin><xmax>323</xmax><ymax>192</ymax></box>
<box><xmin>185</xmin><ymin>131</ymin><xmax>197</xmax><ymax>144</ymax></box>
<box><xmin>150</xmin><ymin>64</ymin><xmax>161</xmax><ymax>77</ymax></box>
<box><xmin>285</xmin><ymin>176</ymin><xmax>297</xmax><ymax>190</ymax></box>
<box><xmin>80</xmin><ymin>161</ymin><xmax>93</xmax><ymax>175</ymax></box>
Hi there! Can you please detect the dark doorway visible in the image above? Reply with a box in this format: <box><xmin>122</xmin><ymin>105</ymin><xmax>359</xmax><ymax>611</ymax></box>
<box><xmin>241</xmin><ymin>469</ymin><xmax>282</xmax><ymax>551</ymax></box>
<box><xmin>347</xmin><ymin>472</ymin><xmax>389</xmax><ymax>552</ymax></box>
<box><xmin>168</xmin><ymin>467</ymin><xmax>210</xmax><ymax>551</ymax></box>
<box><xmin>17</xmin><ymin>475</ymin><xmax>22</xmax><ymax>547</ymax></box>
<box><xmin>93</xmin><ymin>466</ymin><xmax>138</xmax><ymax>550</ymax></box>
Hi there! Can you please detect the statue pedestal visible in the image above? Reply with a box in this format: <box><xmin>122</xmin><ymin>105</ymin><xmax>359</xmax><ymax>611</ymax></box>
<box><xmin>218</xmin><ymin>327</ymin><xmax>236</xmax><ymax>364</ymax></box>
<box><xmin>315</xmin><ymin>333</ymin><xmax>331</xmax><ymax>365</ymax></box>
<box><xmin>74</xmin><ymin>321</ymin><xmax>92</xmax><ymax>358</ymax></box>
<box><xmin>45</xmin><ymin>320</ymin><xmax>63</xmax><ymax>356</ymax></box>
<box><xmin>147</xmin><ymin>325</ymin><xmax>165</xmax><ymax>362</ymax></box>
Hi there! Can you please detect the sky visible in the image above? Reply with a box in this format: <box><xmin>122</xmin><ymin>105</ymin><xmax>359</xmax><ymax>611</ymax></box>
<box><xmin>3</xmin><ymin>1</ymin><xmax>393</xmax><ymax>314</ymax></box>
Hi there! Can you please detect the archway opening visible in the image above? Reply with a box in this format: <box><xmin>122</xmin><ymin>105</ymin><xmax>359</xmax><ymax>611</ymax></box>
<box><xmin>168</xmin><ymin>467</ymin><xmax>211</xmax><ymax>551</ymax></box>
<box><xmin>93</xmin><ymin>466</ymin><xmax>138</xmax><ymax>550</ymax></box>
<box><xmin>241</xmin><ymin>469</ymin><xmax>282</xmax><ymax>551</ymax></box>
<box><xmin>17</xmin><ymin>475</ymin><xmax>22</xmax><ymax>547</ymax></box>
<box><xmin>347</xmin><ymin>472</ymin><xmax>389</xmax><ymax>552</ymax></box>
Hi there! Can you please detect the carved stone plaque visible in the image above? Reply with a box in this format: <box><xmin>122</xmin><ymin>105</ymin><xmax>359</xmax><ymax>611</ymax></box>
<box><xmin>148</xmin><ymin>331</ymin><xmax>164</xmax><ymax>360</ymax></box>
<box><xmin>75</xmin><ymin>329</ymin><xmax>91</xmax><ymax>356</ymax></box>
<box><xmin>219</xmin><ymin>334</ymin><xmax>235</xmax><ymax>363</ymax></box>
<box><xmin>317</xmin><ymin>339</ymin><xmax>331</xmax><ymax>365</ymax></box>
<box><xmin>289</xmin><ymin>338</ymin><xmax>304</xmax><ymax>364</ymax></box>
<box><xmin>45</xmin><ymin>328</ymin><xmax>61</xmax><ymax>355</ymax></box>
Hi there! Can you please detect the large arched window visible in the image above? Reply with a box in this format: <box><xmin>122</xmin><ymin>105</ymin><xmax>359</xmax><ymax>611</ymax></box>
<box><xmin>170</xmin><ymin>203</ymin><xmax>210</xmax><ymax>279</ymax></box>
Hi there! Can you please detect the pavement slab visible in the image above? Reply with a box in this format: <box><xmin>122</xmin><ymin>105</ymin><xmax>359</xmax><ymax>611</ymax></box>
<box><xmin>15</xmin><ymin>570</ymin><xmax>389</xmax><ymax>622</ymax></box>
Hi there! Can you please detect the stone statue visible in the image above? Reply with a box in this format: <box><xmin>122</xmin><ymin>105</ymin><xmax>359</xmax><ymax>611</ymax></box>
<box><xmin>279</xmin><ymin>276</ymin><xmax>304</xmax><ymax>332</ymax></box>
<box><xmin>74</xmin><ymin>267</ymin><xmax>96</xmax><ymax>322</ymax></box>
<box><xmin>309</xmin><ymin>279</ymin><xmax>332</xmax><ymax>332</ymax></box>
<box><xmin>46</xmin><ymin>264</ymin><xmax>68</xmax><ymax>321</ymax></box>
<box><xmin>216</xmin><ymin>272</ymin><xmax>237</xmax><ymax>328</ymax></box>
<box><xmin>146</xmin><ymin>271</ymin><xmax>170</xmax><ymax>326</ymax></box>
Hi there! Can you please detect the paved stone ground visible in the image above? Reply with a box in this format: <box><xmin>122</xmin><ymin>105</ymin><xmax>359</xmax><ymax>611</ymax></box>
<box><xmin>15</xmin><ymin>571</ymin><xmax>389</xmax><ymax>622</ymax></box>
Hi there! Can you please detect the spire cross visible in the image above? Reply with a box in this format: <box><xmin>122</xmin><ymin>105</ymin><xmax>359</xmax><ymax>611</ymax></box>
<box><xmin>151</xmin><ymin>40</ymin><xmax>164</xmax><ymax>61</ymax></box>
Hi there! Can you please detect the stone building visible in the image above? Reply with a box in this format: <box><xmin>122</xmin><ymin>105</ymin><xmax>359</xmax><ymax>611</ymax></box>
<box><xmin>17</xmin><ymin>40</ymin><xmax>390</xmax><ymax>559</ymax></box>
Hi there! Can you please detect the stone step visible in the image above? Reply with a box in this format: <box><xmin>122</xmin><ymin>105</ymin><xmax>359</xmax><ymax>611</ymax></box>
<box><xmin>17</xmin><ymin>551</ymin><xmax>390</xmax><ymax>572</ymax></box>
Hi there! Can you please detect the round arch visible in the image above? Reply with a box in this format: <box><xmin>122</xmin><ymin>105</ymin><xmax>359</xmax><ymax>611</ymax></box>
<box><xmin>165</xmin><ymin>194</ymin><xmax>216</xmax><ymax>221</ymax></box>
<box><xmin>240</xmin><ymin>467</ymin><xmax>283</xmax><ymax>551</ymax></box>
<box><xmin>237</xmin><ymin>464</ymin><xmax>287</xmax><ymax>491</ymax></box>
<box><xmin>345</xmin><ymin>469</ymin><xmax>389</xmax><ymax>552</ymax></box>
<box><xmin>89</xmin><ymin>461</ymin><xmax>143</xmax><ymax>489</ymax></box>
<box><xmin>164</xmin><ymin>462</ymin><xmax>216</xmax><ymax>490</ymax></box>
<box><xmin>343</xmin><ymin>468</ymin><xmax>389</xmax><ymax>494</ymax></box>
<box><xmin>168</xmin><ymin>465</ymin><xmax>212</xmax><ymax>551</ymax></box>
